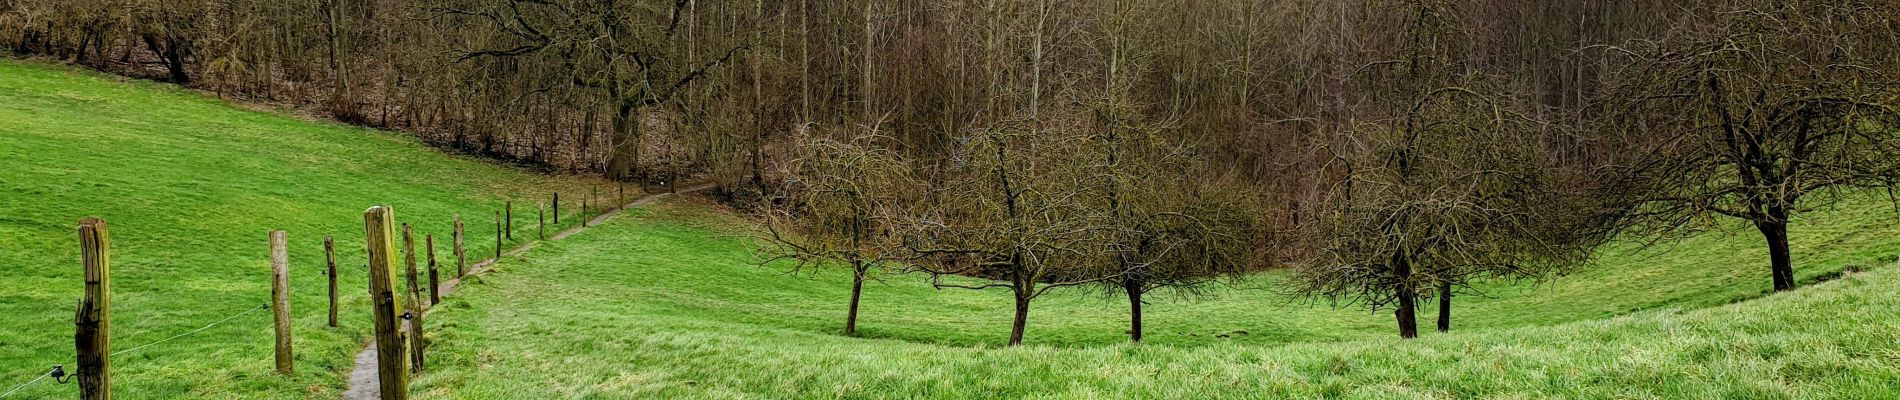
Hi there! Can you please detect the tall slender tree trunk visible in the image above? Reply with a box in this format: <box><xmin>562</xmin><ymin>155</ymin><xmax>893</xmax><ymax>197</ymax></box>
<box><xmin>1394</xmin><ymin>253</ymin><xmax>1419</xmax><ymax>339</ymax></box>
<box><xmin>1124</xmin><ymin>277</ymin><xmax>1143</xmax><ymax>343</ymax></box>
<box><xmin>1436</xmin><ymin>281</ymin><xmax>1451</xmax><ymax>332</ymax></box>
<box><xmin>845</xmin><ymin>259</ymin><xmax>866</xmax><ymax>336</ymax></box>
<box><xmin>1758</xmin><ymin>211</ymin><xmax>1795</xmax><ymax>292</ymax></box>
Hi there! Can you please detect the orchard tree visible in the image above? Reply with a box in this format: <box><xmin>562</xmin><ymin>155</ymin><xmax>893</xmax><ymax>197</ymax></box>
<box><xmin>1601</xmin><ymin>0</ymin><xmax>1900</xmax><ymax>292</ymax></box>
<box><xmin>1087</xmin><ymin>10</ymin><xmax>1264</xmax><ymax>342</ymax></box>
<box><xmin>762</xmin><ymin>127</ymin><xmax>912</xmax><ymax>336</ymax></box>
<box><xmin>1299</xmin><ymin>0</ymin><xmax>1610</xmax><ymax>338</ymax></box>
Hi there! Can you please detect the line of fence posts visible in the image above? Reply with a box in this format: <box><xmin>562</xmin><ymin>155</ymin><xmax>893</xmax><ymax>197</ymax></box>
<box><xmin>56</xmin><ymin>190</ymin><xmax>597</xmax><ymax>398</ymax></box>
<box><xmin>269</xmin><ymin>230</ymin><xmax>293</xmax><ymax>375</ymax></box>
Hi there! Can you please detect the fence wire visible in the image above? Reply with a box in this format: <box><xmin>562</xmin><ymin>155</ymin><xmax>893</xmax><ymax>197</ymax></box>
<box><xmin>0</xmin><ymin>303</ymin><xmax>269</xmax><ymax>398</ymax></box>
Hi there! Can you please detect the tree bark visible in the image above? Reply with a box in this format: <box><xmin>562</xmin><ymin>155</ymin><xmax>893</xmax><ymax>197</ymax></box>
<box><xmin>1758</xmin><ymin>217</ymin><xmax>1795</xmax><ymax>292</ymax></box>
<box><xmin>1436</xmin><ymin>281</ymin><xmax>1451</xmax><ymax>333</ymax></box>
<box><xmin>1008</xmin><ymin>293</ymin><xmax>1031</xmax><ymax>346</ymax></box>
<box><xmin>1394</xmin><ymin>254</ymin><xmax>1418</xmax><ymax>339</ymax></box>
<box><xmin>845</xmin><ymin>259</ymin><xmax>866</xmax><ymax>336</ymax></box>
<box><xmin>1124</xmin><ymin>277</ymin><xmax>1143</xmax><ymax>343</ymax></box>
<box><xmin>605</xmin><ymin>105</ymin><xmax>642</xmax><ymax>180</ymax></box>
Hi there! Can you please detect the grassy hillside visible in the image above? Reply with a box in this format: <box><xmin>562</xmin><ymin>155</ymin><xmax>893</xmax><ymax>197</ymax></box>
<box><xmin>3</xmin><ymin>57</ymin><xmax>1898</xmax><ymax>399</ymax></box>
<box><xmin>0</xmin><ymin>60</ymin><xmax>611</xmax><ymax>398</ymax></box>
<box><xmin>412</xmin><ymin>199</ymin><xmax>1899</xmax><ymax>398</ymax></box>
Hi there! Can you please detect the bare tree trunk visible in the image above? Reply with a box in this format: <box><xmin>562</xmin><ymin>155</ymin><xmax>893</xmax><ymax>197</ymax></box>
<box><xmin>1436</xmin><ymin>281</ymin><xmax>1451</xmax><ymax>332</ymax></box>
<box><xmin>845</xmin><ymin>259</ymin><xmax>866</xmax><ymax>336</ymax></box>
<box><xmin>1394</xmin><ymin>254</ymin><xmax>1418</xmax><ymax>339</ymax></box>
<box><xmin>1009</xmin><ymin>293</ymin><xmax>1031</xmax><ymax>346</ymax></box>
<box><xmin>606</xmin><ymin>105</ymin><xmax>641</xmax><ymax>180</ymax></box>
<box><xmin>1758</xmin><ymin>212</ymin><xmax>1795</xmax><ymax>292</ymax></box>
<box><xmin>1124</xmin><ymin>277</ymin><xmax>1143</xmax><ymax>343</ymax></box>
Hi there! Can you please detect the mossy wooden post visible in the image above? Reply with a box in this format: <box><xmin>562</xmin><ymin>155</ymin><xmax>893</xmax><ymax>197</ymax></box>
<box><xmin>618</xmin><ymin>182</ymin><xmax>624</xmax><ymax>205</ymax></box>
<box><xmin>494</xmin><ymin>211</ymin><xmax>502</xmax><ymax>259</ymax></box>
<box><xmin>325</xmin><ymin>236</ymin><xmax>338</xmax><ymax>328</ymax></box>
<box><xmin>363</xmin><ymin>206</ymin><xmax>409</xmax><ymax>400</ymax></box>
<box><xmin>269</xmin><ymin>230</ymin><xmax>293</xmax><ymax>375</ymax></box>
<box><xmin>402</xmin><ymin>228</ymin><xmax>427</xmax><ymax>373</ymax></box>
<box><xmin>75</xmin><ymin>217</ymin><xmax>110</xmax><ymax>400</ymax></box>
<box><xmin>405</xmin><ymin>307</ymin><xmax>425</xmax><ymax>373</ymax></box>
<box><xmin>425</xmin><ymin>234</ymin><xmax>439</xmax><ymax>305</ymax></box>
<box><xmin>401</xmin><ymin>224</ymin><xmax>421</xmax><ymax>309</ymax></box>
<box><xmin>552</xmin><ymin>192</ymin><xmax>560</xmax><ymax>225</ymax></box>
<box><xmin>453</xmin><ymin>214</ymin><xmax>466</xmax><ymax>278</ymax></box>
<box><xmin>537</xmin><ymin>206</ymin><xmax>545</xmax><ymax>239</ymax></box>
<box><xmin>505</xmin><ymin>201</ymin><xmax>513</xmax><ymax>240</ymax></box>
<box><xmin>581</xmin><ymin>198</ymin><xmax>589</xmax><ymax>227</ymax></box>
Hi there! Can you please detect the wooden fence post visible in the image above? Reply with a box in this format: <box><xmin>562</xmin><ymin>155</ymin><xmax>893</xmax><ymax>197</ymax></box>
<box><xmin>494</xmin><ymin>211</ymin><xmax>502</xmax><ymax>259</ymax></box>
<box><xmin>401</xmin><ymin>224</ymin><xmax>421</xmax><ymax>309</ymax></box>
<box><xmin>552</xmin><ymin>192</ymin><xmax>560</xmax><ymax>225</ymax></box>
<box><xmin>453</xmin><ymin>214</ymin><xmax>466</xmax><ymax>278</ymax></box>
<box><xmin>269</xmin><ymin>230</ymin><xmax>293</xmax><ymax>375</ymax></box>
<box><xmin>618</xmin><ymin>182</ymin><xmax>624</xmax><ymax>205</ymax></box>
<box><xmin>325</xmin><ymin>236</ymin><xmax>338</xmax><ymax>328</ymax></box>
<box><xmin>406</xmin><ymin>308</ymin><xmax>425</xmax><ymax>373</ymax></box>
<box><xmin>75</xmin><ymin>217</ymin><xmax>110</xmax><ymax>400</ymax></box>
<box><xmin>426</xmin><ymin>234</ymin><xmax>439</xmax><ymax>305</ymax></box>
<box><xmin>505</xmin><ymin>201</ymin><xmax>513</xmax><ymax>240</ymax></box>
<box><xmin>363</xmin><ymin>206</ymin><xmax>410</xmax><ymax>400</ymax></box>
<box><xmin>581</xmin><ymin>198</ymin><xmax>589</xmax><ymax>228</ymax></box>
<box><xmin>537</xmin><ymin>206</ymin><xmax>545</xmax><ymax>239</ymax></box>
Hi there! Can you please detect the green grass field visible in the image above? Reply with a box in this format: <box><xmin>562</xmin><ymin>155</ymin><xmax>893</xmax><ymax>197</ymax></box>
<box><xmin>409</xmin><ymin>200</ymin><xmax>1900</xmax><ymax>398</ymax></box>
<box><xmin>4</xmin><ymin>59</ymin><xmax>1899</xmax><ymax>399</ymax></box>
<box><xmin>0</xmin><ymin>60</ymin><xmax>613</xmax><ymax>398</ymax></box>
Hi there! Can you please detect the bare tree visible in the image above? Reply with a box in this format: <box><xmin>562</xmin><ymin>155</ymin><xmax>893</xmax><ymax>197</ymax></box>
<box><xmin>1601</xmin><ymin>0</ymin><xmax>1900</xmax><ymax>292</ymax></box>
<box><xmin>1299</xmin><ymin>0</ymin><xmax>1610</xmax><ymax>339</ymax></box>
<box><xmin>762</xmin><ymin>126</ymin><xmax>911</xmax><ymax>336</ymax></box>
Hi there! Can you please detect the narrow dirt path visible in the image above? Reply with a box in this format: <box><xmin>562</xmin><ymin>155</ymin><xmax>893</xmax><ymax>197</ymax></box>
<box><xmin>341</xmin><ymin>184</ymin><xmax>714</xmax><ymax>400</ymax></box>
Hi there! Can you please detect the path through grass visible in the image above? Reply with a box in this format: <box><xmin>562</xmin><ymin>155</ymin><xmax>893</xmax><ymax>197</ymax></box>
<box><xmin>0</xmin><ymin>60</ymin><xmax>612</xmax><ymax>398</ymax></box>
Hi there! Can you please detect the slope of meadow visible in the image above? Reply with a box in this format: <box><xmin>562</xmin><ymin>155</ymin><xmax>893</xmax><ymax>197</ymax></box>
<box><xmin>412</xmin><ymin>199</ymin><xmax>1900</xmax><ymax>399</ymax></box>
<box><xmin>3</xmin><ymin>59</ymin><xmax>1898</xmax><ymax>399</ymax></box>
<box><xmin>0</xmin><ymin>60</ymin><xmax>609</xmax><ymax>399</ymax></box>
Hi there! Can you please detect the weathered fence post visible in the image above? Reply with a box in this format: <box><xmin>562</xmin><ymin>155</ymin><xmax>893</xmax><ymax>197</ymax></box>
<box><xmin>75</xmin><ymin>217</ymin><xmax>110</xmax><ymax>400</ymax></box>
<box><xmin>406</xmin><ymin>308</ymin><xmax>425</xmax><ymax>373</ymax></box>
<box><xmin>552</xmin><ymin>192</ymin><xmax>560</xmax><ymax>225</ymax></box>
<box><xmin>581</xmin><ymin>198</ymin><xmax>589</xmax><ymax>228</ymax></box>
<box><xmin>425</xmin><ymin>234</ymin><xmax>439</xmax><ymax>305</ymax></box>
<box><xmin>269</xmin><ymin>230</ymin><xmax>293</xmax><ymax>375</ymax></box>
<box><xmin>537</xmin><ymin>206</ymin><xmax>545</xmax><ymax>239</ymax></box>
<box><xmin>325</xmin><ymin>236</ymin><xmax>338</xmax><ymax>328</ymax></box>
<box><xmin>618</xmin><ymin>182</ymin><xmax>624</xmax><ymax>205</ymax></box>
<box><xmin>494</xmin><ymin>211</ymin><xmax>502</xmax><ymax>259</ymax></box>
<box><xmin>402</xmin><ymin>224</ymin><xmax>422</xmax><ymax>309</ymax></box>
<box><xmin>364</xmin><ymin>206</ymin><xmax>410</xmax><ymax>400</ymax></box>
<box><xmin>505</xmin><ymin>201</ymin><xmax>513</xmax><ymax>240</ymax></box>
<box><xmin>453</xmin><ymin>214</ymin><xmax>466</xmax><ymax>278</ymax></box>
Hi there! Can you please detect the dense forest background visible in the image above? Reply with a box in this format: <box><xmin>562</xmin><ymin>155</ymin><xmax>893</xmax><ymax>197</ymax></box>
<box><xmin>0</xmin><ymin>0</ymin><xmax>1685</xmax><ymax>189</ymax></box>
